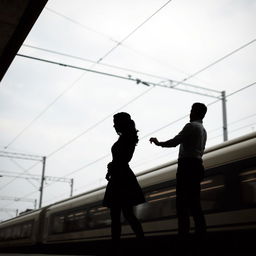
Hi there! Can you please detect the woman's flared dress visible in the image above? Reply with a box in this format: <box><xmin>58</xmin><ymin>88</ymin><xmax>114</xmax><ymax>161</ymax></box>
<box><xmin>103</xmin><ymin>136</ymin><xmax>145</xmax><ymax>207</ymax></box>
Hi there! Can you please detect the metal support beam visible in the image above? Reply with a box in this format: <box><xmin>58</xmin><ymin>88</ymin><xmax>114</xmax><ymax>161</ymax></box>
<box><xmin>0</xmin><ymin>208</ymin><xmax>19</xmax><ymax>217</ymax></box>
<box><xmin>0</xmin><ymin>169</ymin><xmax>74</xmax><ymax>206</ymax></box>
<box><xmin>221</xmin><ymin>91</ymin><xmax>228</xmax><ymax>141</ymax></box>
<box><xmin>0</xmin><ymin>196</ymin><xmax>37</xmax><ymax>209</ymax></box>
<box><xmin>70</xmin><ymin>178</ymin><xmax>74</xmax><ymax>197</ymax></box>
<box><xmin>16</xmin><ymin>54</ymin><xmax>230</xmax><ymax>141</ymax></box>
<box><xmin>39</xmin><ymin>156</ymin><xmax>46</xmax><ymax>208</ymax></box>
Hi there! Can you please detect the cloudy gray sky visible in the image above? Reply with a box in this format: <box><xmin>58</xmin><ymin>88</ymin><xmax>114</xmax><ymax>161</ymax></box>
<box><xmin>0</xmin><ymin>0</ymin><xmax>256</xmax><ymax>221</ymax></box>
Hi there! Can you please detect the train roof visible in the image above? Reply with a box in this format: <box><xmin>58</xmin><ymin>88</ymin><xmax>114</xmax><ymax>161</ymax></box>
<box><xmin>137</xmin><ymin>131</ymin><xmax>256</xmax><ymax>178</ymax></box>
<box><xmin>0</xmin><ymin>208</ymin><xmax>42</xmax><ymax>227</ymax></box>
<box><xmin>1</xmin><ymin>132</ymin><xmax>255</xmax><ymax>222</ymax></box>
<box><xmin>44</xmin><ymin>131</ymin><xmax>256</xmax><ymax>214</ymax></box>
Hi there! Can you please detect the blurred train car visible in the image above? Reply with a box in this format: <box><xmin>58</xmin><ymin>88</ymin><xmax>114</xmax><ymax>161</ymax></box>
<box><xmin>0</xmin><ymin>132</ymin><xmax>256</xmax><ymax>249</ymax></box>
<box><xmin>0</xmin><ymin>208</ymin><xmax>46</xmax><ymax>247</ymax></box>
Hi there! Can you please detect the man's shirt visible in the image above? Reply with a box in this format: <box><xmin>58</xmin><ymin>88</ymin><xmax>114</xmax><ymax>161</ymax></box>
<box><xmin>160</xmin><ymin>120</ymin><xmax>207</xmax><ymax>159</ymax></box>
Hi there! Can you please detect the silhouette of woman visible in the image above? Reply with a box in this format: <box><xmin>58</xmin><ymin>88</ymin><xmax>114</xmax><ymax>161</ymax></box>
<box><xmin>103</xmin><ymin>112</ymin><xmax>145</xmax><ymax>245</ymax></box>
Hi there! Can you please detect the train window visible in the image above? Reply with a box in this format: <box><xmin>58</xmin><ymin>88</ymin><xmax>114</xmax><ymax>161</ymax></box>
<box><xmin>66</xmin><ymin>210</ymin><xmax>87</xmax><ymax>232</ymax></box>
<box><xmin>51</xmin><ymin>206</ymin><xmax>111</xmax><ymax>234</ymax></box>
<box><xmin>12</xmin><ymin>225</ymin><xmax>21</xmax><ymax>239</ymax></box>
<box><xmin>88</xmin><ymin>206</ymin><xmax>110</xmax><ymax>229</ymax></box>
<box><xmin>52</xmin><ymin>215</ymin><xmax>65</xmax><ymax>234</ymax></box>
<box><xmin>200</xmin><ymin>175</ymin><xmax>225</xmax><ymax>211</ymax></box>
<box><xmin>51</xmin><ymin>209</ymin><xmax>87</xmax><ymax>234</ymax></box>
<box><xmin>136</xmin><ymin>186</ymin><xmax>177</xmax><ymax>222</ymax></box>
<box><xmin>20</xmin><ymin>222</ymin><xmax>33</xmax><ymax>238</ymax></box>
<box><xmin>0</xmin><ymin>229</ymin><xmax>4</xmax><ymax>241</ymax></box>
<box><xmin>137</xmin><ymin>174</ymin><xmax>226</xmax><ymax>222</ymax></box>
<box><xmin>0</xmin><ymin>221</ymin><xmax>34</xmax><ymax>241</ymax></box>
<box><xmin>239</xmin><ymin>168</ymin><xmax>256</xmax><ymax>205</ymax></box>
<box><xmin>5</xmin><ymin>227</ymin><xmax>11</xmax><ymax>240</ymax></box>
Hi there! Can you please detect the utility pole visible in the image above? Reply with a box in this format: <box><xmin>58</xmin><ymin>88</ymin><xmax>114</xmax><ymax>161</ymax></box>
<box><xmin>0</xmin><ymin>151</ymin><xmax>47</xmax><ymax>209</ymax></box>
<box><xmin>70</xmin><ymin>178</ymin><xmax>74</xmax><ymax>197</ymax></box>
<box><xmin>221</xmin><ymin>91</ymin><xmax>228</xmax><ymax>141</ymax></box>
<box><xmin>39</xmin><ymin>156</ymin><xmax>46</xmax><ymax>208</ymax></box>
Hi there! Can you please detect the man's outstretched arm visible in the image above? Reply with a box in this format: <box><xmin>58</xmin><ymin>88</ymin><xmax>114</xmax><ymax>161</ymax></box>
<box><xmin>150</xmin><ymin>136</ymin><xmax>181</xmax><ymax>147</ymax></box>
<box><xmin>149</xmin><ymin>123</ymin><xmax>192</xmax><ymax>148</ymax></box>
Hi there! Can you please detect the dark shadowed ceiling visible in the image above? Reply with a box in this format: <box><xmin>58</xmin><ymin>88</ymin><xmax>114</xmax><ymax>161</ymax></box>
<box><xmin>0</xmin><ymin>0</ymin><xmax>48</xmax><ymax>82</ymax></box>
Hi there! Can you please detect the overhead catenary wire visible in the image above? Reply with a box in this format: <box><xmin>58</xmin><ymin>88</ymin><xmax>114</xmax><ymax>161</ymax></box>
<box><xmin>5</xmin><ymin>8</ymin><xmax>254</xmax><ymax>153</ymax></box>
<box><xmin>16</xmin><ymin>53</ymin><xmax>221</xmax><ymax>99</ymax></box>
<box><xmin>45</xmin><ymin>7</ymin><xmax>119</xmax><ymax>44</ymax></box>
<box><xmin>1</xmin><ymin>0</ymin><xmax>175</xmax><ymax>198</ymax></box>
<box><xmin>21</xmin><ymin>44</ymin><xmax>219</xmax><ymax>93</ymax></box>
<box><xmin>46</xmin><ymin>5</ymin><xmax>204</xmax><ymax>81</ymax></box>
<box><xmin>5</xmin><ymin>0</ymin><xmax>173</xmax><ymax>150</ymax></box>
<box><xmin>171</xmin><ymin>38</ymin><xmax>256</xmax><ymax>88</ymax></box>
<box><xmin>47</xmin><ymin>86</ymin><xmax>155</xmax><ymax>158</ymax></box>
<box><xmin>208</xmin><ymin>122</ymin><xmax>256</xmax><ymax>142</ymax></box>
<box><xmin>1</xmin><ymin>8</ymin><xmax>255</xmax><ymax>210</ymax></box>
<box><xmin>15</xmin><ymin>35</ymin><xmax>256</xmax><ymax>152</ymax></box>
<box><xmin>1</xmin><ymin>57</ymin><xmax>255</xmax><ymax>199</ymax></box>
<box><xmin>0</xmin><ymin>85</ymin><xmax>154</xmax><ymax>194</ymax></box>
<box><xmin>12</xmin><ymin>38</ymin><xmax>256</xmax><ymax>159</ymax></box>
<box><xmin>45</xmin><ymin>117</ymin><xmax>256</xmax><ymax>201</ymax></box>
<box><xmin>45</xmin><ymin>6</ymin><xmax>200</xmax><ymax>82</ymax></box>
<box><xmin>91</xmin><ymin>0</ymin><xmax>174</xmax><ymax>63</ymax></box>
<box><xmin>4</xmin><ymin>80</ymin><xmax>255</xmax><ymax>209</ymax></box>
<box><xmin>17</xmin><ymin>119</ymin><xmax>256</xmax><ymax>206</ymax></box>
<box><xmin>141</xmin><ymin>80</ymin><xmax>256</xmax><ymax>139</ymax></box>
<box><xmin>207</xmin><ymin>112</ymin><xmax>256</xmax><ymax>134</ymax></box>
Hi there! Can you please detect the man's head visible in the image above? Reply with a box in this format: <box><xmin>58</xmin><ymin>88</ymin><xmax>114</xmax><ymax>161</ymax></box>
<box><xmin>190</xmin><ymin>103</ymin><xmax>207</xmax><ymax>122</ymax></box>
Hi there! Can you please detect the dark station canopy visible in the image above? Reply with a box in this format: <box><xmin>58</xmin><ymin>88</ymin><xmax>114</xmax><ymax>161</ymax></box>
<box><xmin>0</xmin><ymin>0</ymin><xmax>48</xmax><ymax>82</ymax></box>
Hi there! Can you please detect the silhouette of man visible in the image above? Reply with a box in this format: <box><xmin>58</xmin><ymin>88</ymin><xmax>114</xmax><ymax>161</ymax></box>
<box><xmin>150</xmin><ymin>103</ymin><xmax>207</xmax><ymax>238</ymax></box>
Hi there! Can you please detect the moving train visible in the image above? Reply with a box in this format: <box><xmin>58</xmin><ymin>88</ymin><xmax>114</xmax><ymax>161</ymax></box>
<box><xmin>0</xmin><ymin>132</ymin><xmax>256</xmax><ymax>249</ymax></box>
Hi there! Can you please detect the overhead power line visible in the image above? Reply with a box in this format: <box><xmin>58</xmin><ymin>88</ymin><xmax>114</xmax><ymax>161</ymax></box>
<box><xmin>17</xmin><ymin>38</ymin><xmax>256</xmax><ymax>148</ymax></box>
<box><xmin>47</xmin><ymin>86</ymin><xmax>154</xmax><ymax>158</ymax></box>
<box><xmin>142</xmin><ymin>80</ymin><xmax>256</xmax><ymax>139</ymax></box>
<box><xmin>0</xmin><ymin>196</ymin><xmax>37</xmax><ymax>210</ymax></box>
<box><xmin>17</xmin><ymin>53</ymin><xmax>221</xmax><ymax>98</ymax></box>
<box><xmin>2</xmin><ymin>4</ymin><xmax>254</xmax><ymax>205</ymax></box>
<box><xmin>45</xmin><ymin>7</ymin><xmax>119</xmax><ymax>44</ymax></box>
<box><xmin>0</xmin><ymin>150</ymin><xmax>43</xmax><ymax>161</ymax></box>
<box><xmin>14</xmin><ymin>37</ymin><xmax>256</xmax><ymax>151</ymax></box>
<box><xmin>227</xmin><ymin>81</ymin><xmax>256</xmax><ymax>98</ymax></box>
<box><xmin>48</xmin><ymin>0</ymin><xmax>173</xmax><ymax>61</ymax></box>
<box><xmin>95</xmin><ymin>0</ymin><xmax>173</xmax><ymax>62</ymax></box>
<box><xmin>208</xmin><ymin>112</ymin><xmax>256</xmax><ymax>134</ymax></box>
<box><xmin>10</xmin><ymin>79</ymin><xmax>256</xmax><ymax>206</ymax></box>
<box><xmin>22</xmin><ymin>44</ymin><xmax>219</xmax><ymax>93</ymax></box>
<box><xmin>4</xmin><ymin>51</ymin><xmax>255</xmax><ymax>198</ymax></box>
<box><xmin>5</xmin><ymin>0</ymin><xmax>173</xmax><ymax>150</ymax></box>
<box><xmin>45</xmin><ymin>6</ymin><xmax>196</xmax><ymax>82</ymax></box>
<box><xmin>172</xmin><ymin>38</ymin><xmax>256</xmax><ymax>88</ymax></box>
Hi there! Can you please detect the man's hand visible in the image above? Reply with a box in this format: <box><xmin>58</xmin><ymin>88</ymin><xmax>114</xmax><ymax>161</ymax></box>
<box><xmin>150</xmin><ymin>137</ymin><xmax>160</xmax><ymax>146</ymax></box>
